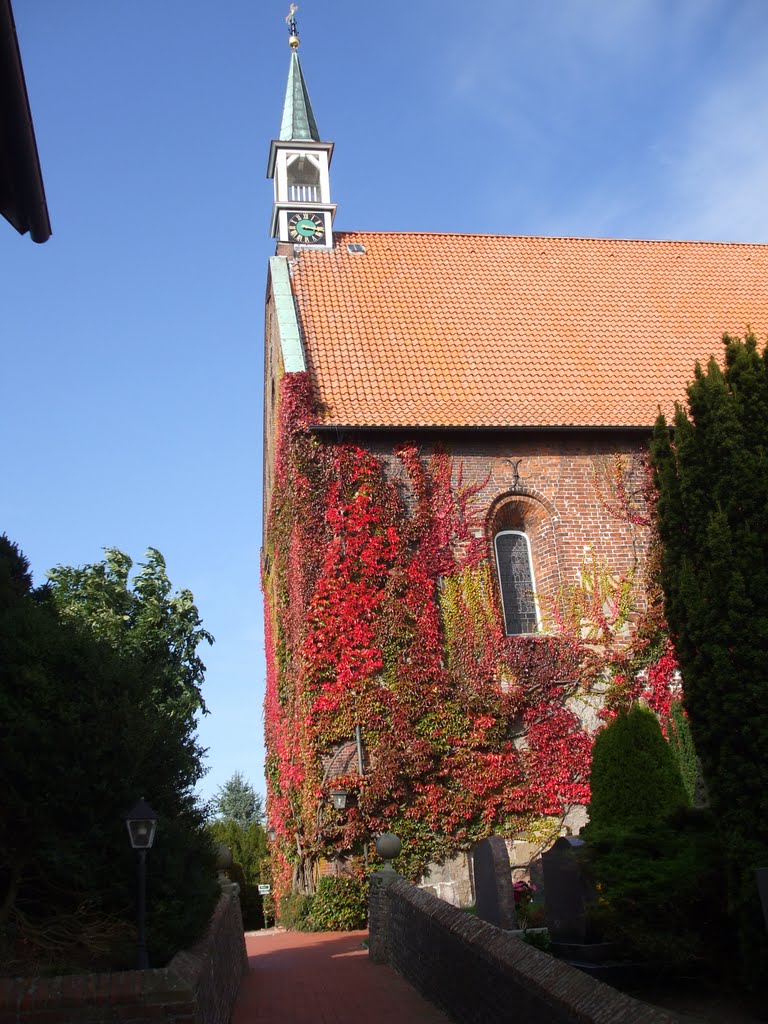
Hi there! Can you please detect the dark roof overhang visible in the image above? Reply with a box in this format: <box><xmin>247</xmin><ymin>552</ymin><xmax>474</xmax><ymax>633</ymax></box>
<box><xmin>310</xmin><ymin>423</ymin><xmax>654</xmax><ymax>434</ymax></box>
<box><xmin>0</xmin><ymin>0</ymin><xmax>51</xmax><ymax>243</ymax></box>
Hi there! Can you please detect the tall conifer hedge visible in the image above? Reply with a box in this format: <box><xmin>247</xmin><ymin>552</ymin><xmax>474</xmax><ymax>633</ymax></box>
<box><xmin>651</xmin><ymin>332</ymin><xmax>768</xmax><ymax>986</ymax></box>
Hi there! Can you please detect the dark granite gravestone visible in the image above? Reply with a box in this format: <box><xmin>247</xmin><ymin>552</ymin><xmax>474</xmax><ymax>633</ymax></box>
<box><xmin>757</xmin><ymin>867</ymin><xmax>768</xmax><ymax>931</ymax></box>
<box><xmin>471</xmin><ymin>836</ymin><xmax>517</xmax><ymax>929</ymax></box>
<box><xmin>541</xmin><ymin>836</ymin><xmax>595</xmax><ymax>942</ymax></box>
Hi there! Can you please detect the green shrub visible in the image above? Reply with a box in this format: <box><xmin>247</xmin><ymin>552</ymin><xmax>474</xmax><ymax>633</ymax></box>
<box><xmin>308</xmin><ymin>876</ymin><xmax>368</xmax><ymax>931</ymax></box>
<box><xmin>278</xmin><ymin>892</ymin><xmax>315</xmax><ymax>931</ymax></box>
<box><xmin>523</xmin><ymin>902</ymin><xmax>547</xmax><ymax>930</ymax></box>
<box><xmin>223</xmin><ymin>861</ymin><xmax>264</xmax><ymax>931</ymax></box>
<box><xmin>586</xmin><ymin>706</ymin><xmax>687</xmax><ymax>837</ymax></box>
<box><xmin>585</xmin><ymin>808</ymin><xmax>727</xmax><ymax>966</ymax></box>
<box><xmin>522</xmin><ymin>929</ymin><xmax>552</xmax><ymax>953</ymax></box>
<box><xmin>584</xmin><ymin>707</ymin><xmax>726</xmax><ymax>967</ymax></box>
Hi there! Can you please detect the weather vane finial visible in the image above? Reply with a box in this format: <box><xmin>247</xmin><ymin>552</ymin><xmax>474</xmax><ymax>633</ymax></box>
<box><xmin>286</xmin><ymin>4</ymin><xmax>299</xmax><ymax>48</ymax></box>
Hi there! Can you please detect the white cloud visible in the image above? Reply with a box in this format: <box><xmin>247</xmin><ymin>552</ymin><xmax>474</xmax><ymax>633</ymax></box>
<box><xmin>447</xmin><ymin>0</ymin><xmax>720</xmax><ymax>106</ymax></box>
<box><xmin>662</xmin><ymin>58</ymin><xmax>768</xmax><ymax>241</ymax></box>
<box><xmin>441</xmin><ymin>1</ymin><xmax>768</xmax><ymax>244</ymax></box>
<box><xmin>532</xmin><ymin>48</ymin><xmax>768</xmax><ymax>244</ymax></box>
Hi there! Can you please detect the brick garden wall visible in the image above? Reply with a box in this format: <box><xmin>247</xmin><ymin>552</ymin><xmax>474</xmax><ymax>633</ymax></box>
<box><xmin>369</xmin><ymin>876</ymin><xmax>679</xmax><ymax>1024</ymax></box>
<box><xmin>0</xmin><ymin>891</ymin><xmax>247</xmax><ymax>1024</ymax></box>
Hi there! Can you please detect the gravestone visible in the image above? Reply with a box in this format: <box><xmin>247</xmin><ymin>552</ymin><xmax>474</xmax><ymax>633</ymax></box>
<box><xmin>757</xmin><ymin>867</ymin><xmax>768</xmax><ymax>931</ymax></box>
<box><xmin>471</xmin><ymin>836</ymin><xmax>517</xmax><ymax>929</ymax></box>
<box><xmin>541</xmin><ymin>836</ymin><xmax>594</xmax><ymax>942</ymax></box>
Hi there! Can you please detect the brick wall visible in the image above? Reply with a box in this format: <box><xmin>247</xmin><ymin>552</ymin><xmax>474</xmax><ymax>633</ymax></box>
<box><xmin>264</xmin><ymin>343</ymin><xmax>651</xmax><ymax>620</ymax></box>
<box><xmin>365</xmin><ymin>429</ymin><xmax>650</xmax><ymax>622</ymax></box>
<box><xmin>369</xmin><ymin>876</ymin><xmax>679</xmax><ymax>1024</ymax></box>
<box><xmin>0</xmin><ymin>891</ymin><xmax>247</xmax><ymax>1024</ymax></box>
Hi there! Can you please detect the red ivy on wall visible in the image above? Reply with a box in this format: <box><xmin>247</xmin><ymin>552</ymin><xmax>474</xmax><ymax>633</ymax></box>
<box><xmin>263</xmin><ymin>373</ymin><xmax>679</xmax><ymax>893</ymax></box>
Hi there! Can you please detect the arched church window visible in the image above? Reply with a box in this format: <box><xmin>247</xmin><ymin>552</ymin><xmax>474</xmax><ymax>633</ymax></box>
<box><xmin>494</xmin><ymin>530</ymin><xmax>539</xmax><ymax>635</ymax></box>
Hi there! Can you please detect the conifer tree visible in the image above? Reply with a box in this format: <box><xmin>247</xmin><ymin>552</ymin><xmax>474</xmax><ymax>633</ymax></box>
<box><xmin>214</xmin><ymin>771</ymin><xmax>264</xmax><ymax>828</ymax></box>
<box><xmin>209</xmin><ymin>772</ymin><xmax>267</xmax><ymax>928</ymax></box>
<box><xmin>587</xmin><ymin>704</ymin><xmax>686</xmax><ymax>837</ymax></box>
<box><xmin>584</xmin><ymin>706</ymin><xmax>722</xmax><ymax>966</ymax></box>
<box><xmin>667</xmin><ymin>701</ymin><xmax>698</xmax><ymax>806</ymax></box>
<box><xmin>651</xmin><ymin>332</ymin><xmax>768</xmax><ymax>985</ymax></box>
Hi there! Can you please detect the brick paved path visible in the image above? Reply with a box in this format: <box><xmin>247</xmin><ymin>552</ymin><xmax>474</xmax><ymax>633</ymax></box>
<box><xmin>232</xmin><ymin>928</ymin><xmax>451</xmax><ymax>1024</ymax></box>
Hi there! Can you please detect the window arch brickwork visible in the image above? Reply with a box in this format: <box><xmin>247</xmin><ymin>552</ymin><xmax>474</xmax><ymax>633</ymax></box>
<box><xmin>488</xmin><ymin>491</ymin><xmax>561</xmax><ymax>628</ymax></box>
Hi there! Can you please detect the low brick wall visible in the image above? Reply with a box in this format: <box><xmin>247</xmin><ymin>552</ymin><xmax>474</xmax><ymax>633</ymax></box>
<box><xmin>0</xmin><ymin>890</ymin><xmax>247</xmax><ymax>1024</ymax></box>
<box><xmin>369</xmin><ymin>876</ymin><xmax>680</xmax><ymax>1024</ymax></box>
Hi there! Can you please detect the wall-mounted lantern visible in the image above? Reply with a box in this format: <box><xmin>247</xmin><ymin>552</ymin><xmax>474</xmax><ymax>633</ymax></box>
<box><xmin>330</xmin><ymin>788</ymin><xmax>348</xmax><ymax>810</ymax></box>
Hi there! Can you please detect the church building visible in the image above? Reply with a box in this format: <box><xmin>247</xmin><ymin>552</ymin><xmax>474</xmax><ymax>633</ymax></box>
<box><xmin>261</xmin><ymin>17</ymin><xmax>768</xmax><ymax>900</ymax></box>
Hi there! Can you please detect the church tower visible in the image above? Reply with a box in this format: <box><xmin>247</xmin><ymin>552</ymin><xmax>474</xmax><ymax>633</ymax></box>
<box><xmin>267</xmin><ymin>8</ymin><xmax>336</xmax><ymax>248</ymax></box>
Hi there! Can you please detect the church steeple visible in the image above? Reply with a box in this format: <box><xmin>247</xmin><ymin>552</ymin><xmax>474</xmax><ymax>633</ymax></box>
<box><xmin>280</xmin><ymin>50</ymin><xmax>320</xmax><ymax>143</ymax></box>
<box><xmin>267</xmin><ymin>7</ymin><xmax>336</xmax><ymax>248</ymax></box>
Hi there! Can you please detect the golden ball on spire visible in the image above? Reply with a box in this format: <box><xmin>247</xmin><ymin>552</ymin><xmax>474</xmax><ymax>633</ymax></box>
<box><xmin>288</xmin><ymin>33</ymin><xmax>300</xmax><ymax>48</ymax></box>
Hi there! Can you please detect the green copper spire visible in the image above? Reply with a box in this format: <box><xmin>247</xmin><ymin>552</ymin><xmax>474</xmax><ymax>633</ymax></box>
<box><xmin>279</xmin><ymin>6</ymin><xmax>320</xmax><ymax>143</ymax></box>
<box><xmin>279</xmin><ymin>50</ymin><xmax>320</xmax><ymax>142</ymax></box>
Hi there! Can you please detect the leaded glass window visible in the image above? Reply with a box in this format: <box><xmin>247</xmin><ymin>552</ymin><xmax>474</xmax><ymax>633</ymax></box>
<box><xmin>494</xmin><ymin>530</ymin><xmax>538</xmax><ymax>635</ymax></box>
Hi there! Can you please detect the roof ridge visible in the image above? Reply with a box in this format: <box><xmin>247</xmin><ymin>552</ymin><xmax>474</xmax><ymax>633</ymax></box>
<box><xmin>329</xmin><ymin>230</ymin><xmax>768</xmax><ymax>248</ymax></box>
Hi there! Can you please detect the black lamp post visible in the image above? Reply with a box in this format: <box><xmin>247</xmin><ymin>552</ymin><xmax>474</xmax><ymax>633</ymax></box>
<box><xmin>125</xmin><ymin>798</ymin><xmax>158</xmax><ymax>969</ymax></box>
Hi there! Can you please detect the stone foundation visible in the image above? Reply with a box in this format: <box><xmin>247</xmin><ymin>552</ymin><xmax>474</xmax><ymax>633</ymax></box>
<box><xmin>418</xmin><ymin>851</ymin><xmax>474</xmax><ymax>907</ymax></box>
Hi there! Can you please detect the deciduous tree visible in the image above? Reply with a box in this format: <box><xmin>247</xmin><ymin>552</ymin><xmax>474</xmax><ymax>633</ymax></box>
<box><xmin>0</xmin><ymin>538</ymin><xmax>217</xmax><ymax>973</ymax></box>
<box><xmin>47</xmin><ymin>547</ymin><xmax>212</xmax><ymax>724</ymax></box>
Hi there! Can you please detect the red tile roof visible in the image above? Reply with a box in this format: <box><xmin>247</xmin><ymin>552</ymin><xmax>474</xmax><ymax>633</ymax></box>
<box><xmin>289</xmin><ymin>231</ymin><xmax>768</xmax><ymax>429</ymax></box>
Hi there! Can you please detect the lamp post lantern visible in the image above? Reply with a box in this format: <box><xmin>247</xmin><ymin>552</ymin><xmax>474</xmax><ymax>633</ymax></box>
<box><xmin>330</xmin><ymin>788</ymin><xmax>348</xmax><ymax>811</ymax></box>
<box><xmin>124</xmin><ymin>798</ymin><xmax>158</xmax><ymax>969</ymax></box>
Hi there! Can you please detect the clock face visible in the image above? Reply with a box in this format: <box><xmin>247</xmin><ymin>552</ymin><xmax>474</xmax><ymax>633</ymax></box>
<box><xmin>287</xmin><ymin>211</ymin><xmax>326</xmax><ymax>244</ymax></box>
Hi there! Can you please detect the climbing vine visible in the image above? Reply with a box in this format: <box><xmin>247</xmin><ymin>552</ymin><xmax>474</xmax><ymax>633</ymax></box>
<box><xmin>263</xmin><ymin>376</ymin><xmax>681</xmax><ymax>894</ymax></box>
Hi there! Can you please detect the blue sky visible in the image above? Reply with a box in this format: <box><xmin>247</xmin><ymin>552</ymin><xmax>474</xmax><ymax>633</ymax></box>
<box><xmin>4</xmin><ymin>0</ymin><xmax>768</xmax><ymax>804</ymax></box>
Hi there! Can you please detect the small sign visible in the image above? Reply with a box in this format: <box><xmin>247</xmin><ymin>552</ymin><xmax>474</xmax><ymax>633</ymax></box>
<box><xmin>258</xmin><ymin>884</ymin><xmax>271</xmax><ymax>895</ymax></box>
